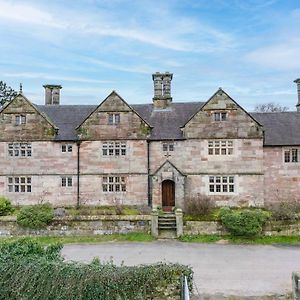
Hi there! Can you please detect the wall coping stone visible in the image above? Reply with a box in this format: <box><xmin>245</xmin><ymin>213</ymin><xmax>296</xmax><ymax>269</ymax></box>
<box><xmin>0</xmin><ymin>215</ymin><xmax>151</xmax><ymax>222</ymax></box>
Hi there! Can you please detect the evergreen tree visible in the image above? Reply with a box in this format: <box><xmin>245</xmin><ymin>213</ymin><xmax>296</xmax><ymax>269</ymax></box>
<box><xmin>0</xmin><ymin>81</ymin><xmax>17</xmax><ymax>107</ymax></box>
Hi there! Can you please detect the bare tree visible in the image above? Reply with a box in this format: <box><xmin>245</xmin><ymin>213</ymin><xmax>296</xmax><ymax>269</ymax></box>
<box><xmin>0</xmin><ymin>81</ymin><xmax>17</xmax><ymax>107</ymax></box>
<box><xmin>254</xmin><ymin>102</ymin><xmax>288</xmax><ymax>112</ymax></box>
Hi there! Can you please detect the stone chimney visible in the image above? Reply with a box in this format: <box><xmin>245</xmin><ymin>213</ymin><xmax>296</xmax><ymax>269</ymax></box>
<box><xmin>152</xmin><ymin>72</ymin><xmax>173</xmax><ymax>109</ymax></box>
<box><xmin>294</xmin><ymin>78</ymin><xmax>300</xmax><ymax>112</ymax></box>
<box><xmin>43</xmin><ymin>84</ymin><xmax>62</xmax><ymax>105</ymax></box>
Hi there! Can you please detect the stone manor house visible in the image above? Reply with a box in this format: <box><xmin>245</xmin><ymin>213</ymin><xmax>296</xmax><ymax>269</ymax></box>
<box><xmin>0</xmin><ymin>73</ymin><xmax>300</xmax><ymax>209</ymax></box>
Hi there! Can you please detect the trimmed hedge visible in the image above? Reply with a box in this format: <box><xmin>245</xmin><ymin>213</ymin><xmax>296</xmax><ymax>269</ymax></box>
<box><xmin>17</xmin><ymin>203</ymin><xmax>54</xmax><ymax>229</ymax></box>
<box><xmin>0</xmin><ymin>239</ymin><xmax>193</xmax><ymax>299</ymax></box>
<box><xmin>220</xmin><ymin>208</ymin><xmax>270</xmax><ymax>237</ymax></box>
<box><xmin>0</xmin><ymin>196</ymin><xmax>14</xmax><ymax>216</ymax></box>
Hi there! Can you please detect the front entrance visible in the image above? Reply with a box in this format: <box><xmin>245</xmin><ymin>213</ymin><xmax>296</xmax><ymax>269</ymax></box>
<box><xmin>162</xmin><ymin>180</ymin><xmax>175</xmax><ymax>211</ymax></box>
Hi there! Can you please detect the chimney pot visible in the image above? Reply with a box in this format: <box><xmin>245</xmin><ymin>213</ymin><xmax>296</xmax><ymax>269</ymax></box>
<box><xmin>294</xmin><ymin>78</ymin><xmax>300</xmax><ymax>112</ymax></box>
<box><xmin>43</xmin><ymin>84</ymin><xmax>62</xmax><ymax>105</ymax></box>
<box><xmin>152</xmin><ymin>72</ymin><xmax>173</xmax><ymax>109</ymax></box>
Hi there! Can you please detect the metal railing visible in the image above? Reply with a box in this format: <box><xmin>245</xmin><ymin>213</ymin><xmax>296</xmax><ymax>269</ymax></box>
<box><xmin>180</xmin><ymin>274</ymin><xmax>190</xmax><ymax>300</ymax></box>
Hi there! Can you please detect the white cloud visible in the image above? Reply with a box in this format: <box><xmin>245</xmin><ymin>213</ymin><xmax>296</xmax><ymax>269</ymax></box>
<box><xmin>0</xmin><ymin>0</ymin><xmax>235</xmax><ymax>53</ymax></box>
<box><xmin>3</xmin><ymin>72</ymin><xmax>112</xmax><ymax>84</ymax></box>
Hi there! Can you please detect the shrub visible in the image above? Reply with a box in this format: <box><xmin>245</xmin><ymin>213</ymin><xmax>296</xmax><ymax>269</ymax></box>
<box><xmin>184</xmin><ymin>194</ymin><xmax>215</xmax><ymax>216</ymax></box>
<box><xmin>220</xmin><ymin>208</ymin><xmax>270</xmax><ymax>237</ymax></box>
<box><xmin>0</xmin><ymin>240</ymin><xmax>193</xmax><ymax>300</ymax></box>
<box><xmin>266</xmin><ymin>201</ymin><xmax>300</xmax><ymax>221</ymax></box>
<box><xmin>0</xmin><ymin>196</ymin><xmax>14</xmax><ymax>216</ymax></box>
<box><xmin>17</xmin><ymin>203</ymin><xmax>54</xmax><ymax>229</ymax></box>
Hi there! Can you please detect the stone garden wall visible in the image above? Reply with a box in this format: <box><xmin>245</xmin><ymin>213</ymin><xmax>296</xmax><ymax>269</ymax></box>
<box><xmin>0</xmin><ymin>215</ymin><xmax>151</xmax><ymax>236</ymax></box>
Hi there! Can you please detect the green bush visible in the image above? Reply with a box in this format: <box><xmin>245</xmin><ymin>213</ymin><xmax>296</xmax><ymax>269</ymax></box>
<box><xmin>0</xmin><ymin>240</ymin><xmax>193</xmax><ymax>300</ymax></box>
<box><xmin>220</xmin><ymin>208</ymin><xmax>270</xmax><ymax>237</ymax></box>
<box><xmin>17</xmin><ymin>204</ymin><xmax>54</xmax><ymax>229</ymax></box>
<box><xmin>0</xmin><ymin>196</ymin><xmax>14</xmax><ymax>216</ymax></box>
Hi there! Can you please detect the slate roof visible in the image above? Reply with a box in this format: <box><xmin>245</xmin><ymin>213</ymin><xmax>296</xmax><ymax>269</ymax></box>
<box><xmin>36</xmin><ymin>103</ymin><xmax>300</xmax><ymax>145</ymax></box>
<box><xmin>251</xmin><ymin>112</ymin><xmax>300</xmax><ymax>146</ymax></box>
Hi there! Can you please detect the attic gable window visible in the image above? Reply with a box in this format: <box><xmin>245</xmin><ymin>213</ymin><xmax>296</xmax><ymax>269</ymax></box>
<box><xmin>15</xmin><ymin>115</ymin><xmax>26</xmax><ymax>125</ymax></box>
<box><xmin>214</xmin><ymin>112</ymin><xmax>227</xmax><ymax>121</ymax></box>
<box><xmin>108</xmin><ymin>113</ymin><xmax>120</xmax><ymax>125</ymax></box>
<box><xmin>284</xmin><ymin>148</ymin><xmax>299</xmax><ymax>163</ymax></box>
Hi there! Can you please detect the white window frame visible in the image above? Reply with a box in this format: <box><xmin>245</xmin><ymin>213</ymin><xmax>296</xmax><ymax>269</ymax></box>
<box><xmin>102</xmin><ymin>142</ymin><xmax>126</xmax><ymax>156</ymax></box>
<box><xmin>208</xmin><ymin>175</ymin><xmax>235</xmax><ymax>194</ymax></box>
<box><xmin>284</xmin><ymin>148</ymin><xmax>300</xmax><ymax>163</ymax></box>
<box><xmin>208</xmin><ymin>140</ymin><xmax>233</xmax><ymax>155</ymax></box>
<box><xmin>102</xmin><ymin>176</ymin><xmax>126</xmax><ymax>193</ymax></box>
<box><xmin>8</xmin><ymin>176</ymin><xmax>32</xmax><ymax>193</ymax></box>
<box><xmin>108</xmin><ymin>113</ymin><xmax>120</xmax><ymax>125</ymax></box>
<box><xmin>61</xmin><ymin>176</ymin><xmax>73</xmax><ymax>187</ymax></box>
<box><xmin>8</xmin><ymin>142</ymin><xmax>32</xmax><ymax>157</ymax></box>
<box><xmin>61</xmin><ymin>144</ymin><xmax>73</xmax><ymax>153</ymax></box>
<box><xmin>214</xmin><ymin>112</ymin><xmax>227</xmax><ymax>121</ymax></box>
<box><xmin>162</xmin><ymin>142</ymin><xmax>174</xmax><ymax>152</ymax></box>
<box><xmin>15</xmin><ymin>115</ymin><xmax>26</xmax><ymax>125</ymax></box>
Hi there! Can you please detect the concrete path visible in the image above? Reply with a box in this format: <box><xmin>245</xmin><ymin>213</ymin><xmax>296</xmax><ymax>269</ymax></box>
<box><xmin>61</xmin><ymin>241</ymin><xmax>300</xmax><ymax>297</ymax></box>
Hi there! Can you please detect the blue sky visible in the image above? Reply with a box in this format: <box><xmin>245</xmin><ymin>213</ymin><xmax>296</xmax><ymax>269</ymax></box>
<box><xmin>0</xmin><ymin>0</ymin><xmax>300</xmax><ymax>110</ymax></box>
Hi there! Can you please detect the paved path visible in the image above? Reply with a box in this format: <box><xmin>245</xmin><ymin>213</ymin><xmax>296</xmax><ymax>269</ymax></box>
<box><xmin>62</xmin><ymin>241</ymin><xmax>300</xmax><ymax>297</ymax></box>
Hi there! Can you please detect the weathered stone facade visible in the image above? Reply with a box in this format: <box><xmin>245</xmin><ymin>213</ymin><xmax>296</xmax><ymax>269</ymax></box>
<box><xmin>0</xmin><ymin>73</ymin><xmax>299</xmax><ymax>209</ymax></box>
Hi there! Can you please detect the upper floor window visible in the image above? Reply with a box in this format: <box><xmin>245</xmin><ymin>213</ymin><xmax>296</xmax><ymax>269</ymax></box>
<box><xmin>208</xmin><ymin>140</ymin><xmax>233</xmax><ymax>155</ymax></box>
<box><xmin>62</xmin><ymin>144</ymin><xmax>72</xmax><ymax>153</ymax></box>
<box><xmin>61</xmin><ymin>176</ymin><xmax>73</xmax><ymax>187</ymax></box>
<box><xmin>102</xmin><ymin>142</ymin><xmax>126</xmax><ymax>156</ymax></box>
<box><xmin>8</xmin><ymin>176</ymin><xmax>31</xmax><ymax>193</ymax></box>
<box><xmin>15</xmin><ymin>115</ymin><xmax>26</xmax><ymax>125</ymax></box>
<box><xmin>214</xmin><ymin>112</ymin><xmax>227</xmax><ymax>121</ymax></box>
<box><xmin>108</xmin><ymin>113</ymin><xmax>120</xmax><ymax>125</ymax></box>
<box><xmin>209</xmin><ymin>175</ymin><xmax>235</xmax><ymax>193</ymax></box>
<box><xmin>8</xmin><ymin>143</ymin><xmax>32</xmax><ymax>157</ymax></box>
<box><xmin>162</xmin><ymin>142</ymin><xmax>174</xmax><ymax>152</ymax></box>
<box><xmin>102</xmin><ymin>176</ymin><xmax>126</xmax><ymax>192</ymax></box>
<box><xmin>284</xmin><ymin>148</ymin><xmax>299</xmax><ymax>163</ymax></box>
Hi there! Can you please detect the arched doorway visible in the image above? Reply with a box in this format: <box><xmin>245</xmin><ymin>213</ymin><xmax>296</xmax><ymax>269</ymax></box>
<box><xmin>162</xmin><ymin>180</ymin><xmax>175</xmax><ymax>211</ymax></box>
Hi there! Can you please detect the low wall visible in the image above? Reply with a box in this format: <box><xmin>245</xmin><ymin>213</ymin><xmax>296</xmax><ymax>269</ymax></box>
<box><xmin>0</xmin><ymin>215</ymin><xmax>151</xmax><ymax>236</ymax></box>
<box><xmin>184</xmin><ymin>220</ymin><xmax>300</xmax><ymax>236</ymax></box>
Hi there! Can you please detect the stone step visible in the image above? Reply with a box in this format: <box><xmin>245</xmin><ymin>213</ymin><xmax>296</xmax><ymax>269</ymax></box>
<box><xmin>158</xmin><ymin>230</ymin><xmax>177</xmax><ymax>239</ymax></box>
<box><xmin>158</xmin><ymin>221</ymin><xmax>176</xmax><ymax>225</ymax></box>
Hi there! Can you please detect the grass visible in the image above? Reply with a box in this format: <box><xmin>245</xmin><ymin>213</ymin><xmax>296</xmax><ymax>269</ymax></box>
<box><xmin>0</xmin><ymin>232</ymin><xmax>154</xmax><ymax>245</ymax></box>
<box><xmin>179</xmin><ymin>234</ymin><xmax>300</xmax><ymax>245</ymax></box>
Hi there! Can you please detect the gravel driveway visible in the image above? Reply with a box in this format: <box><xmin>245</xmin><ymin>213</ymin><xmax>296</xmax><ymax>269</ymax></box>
<box><xmin>61</xmin><ymin>240</ymin><xmax>300</xmax><ymax>297</ymax></box>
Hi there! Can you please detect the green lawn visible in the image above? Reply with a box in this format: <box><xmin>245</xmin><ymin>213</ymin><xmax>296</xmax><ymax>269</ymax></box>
<box><xmin>0</xmin><ymin>232</ymin><xmax>154</xmax><ymax>245</ymax></box>
<box><xmin>179</xmin><ymin>234</ymin><xmax>300</xmax><ymax>245</ymax></box>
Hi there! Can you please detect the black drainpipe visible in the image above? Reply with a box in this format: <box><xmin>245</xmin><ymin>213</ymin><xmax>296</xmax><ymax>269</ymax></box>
<box><xmin>147</xmin><ymin>140</ymin><xmax>152</xmax><ymax>207</ymax></box>
<box><xmin>76</xmin><ymin>141</ymin><xmax>81</xmax><ymax>209</ymax></box>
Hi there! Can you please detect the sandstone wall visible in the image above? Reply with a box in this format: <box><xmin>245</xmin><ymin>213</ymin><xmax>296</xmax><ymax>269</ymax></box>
<box><xmin>263</xmin><ymin>147</ymin><xmax>300</xmax><ymax>205</ymax></box>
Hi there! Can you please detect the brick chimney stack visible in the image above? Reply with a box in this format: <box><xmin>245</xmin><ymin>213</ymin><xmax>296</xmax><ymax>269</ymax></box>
<box><xmin>294</xmin><ymin>79</ymin><xmax>300</xmax><ymax>112</ymax></box>
<box><xmin>43</xmin><ymin>84</ymin><xmax>62</xmax><ymax>105</ymax></box>
<box><xmin>152</xmin><ymin>72</ymin><xmax>173</xmax><ymax>109</ymax></box>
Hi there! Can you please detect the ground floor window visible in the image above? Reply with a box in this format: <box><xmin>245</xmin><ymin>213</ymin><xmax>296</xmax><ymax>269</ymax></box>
<box><xmin>209</xmin><ymin>175</ymin><xmax>234</xmax><ymax>193</ymax></box>
<box><xmin>8</xmin><ymin>176</ymin><xmax>32</xmax><ymax>192</ymax></box>
<box><xmin>102</xmin><ymin>176</ymin><xmax>126</xmax><ymax>192</ymax></box>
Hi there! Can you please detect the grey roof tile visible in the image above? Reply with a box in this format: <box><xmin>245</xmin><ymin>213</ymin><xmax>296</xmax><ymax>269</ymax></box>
<box><xmin>251</xmin><ymin>112</ymin><xmax>300</xmax><ymax>146</ymax></box>
<box><xmin>36</xmin><ymin>103</ymin><xmax>300</xmax><ymax>145</ymax></box>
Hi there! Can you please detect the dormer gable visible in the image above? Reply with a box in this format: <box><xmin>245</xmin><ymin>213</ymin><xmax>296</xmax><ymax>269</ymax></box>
<box><xmin>0</xmin><ymin>93</ymin><xmax>58</xmax><ymax>141</ymax></box>
<box><xmin>182</xmin><ymin>88</ymin><xmax>263</xmax><ymax>139</ymax></box>
<box><xmin>77</xmin><ymin>91</ymin><xmax>152</xmax><ymax>140</ymax></box>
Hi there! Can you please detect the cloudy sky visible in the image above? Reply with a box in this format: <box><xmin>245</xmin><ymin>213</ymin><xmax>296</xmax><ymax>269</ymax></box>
<box><xmin>0</xmin><ymin>0</ymin><xmax>299</xmax><ymax>110</ymax></box>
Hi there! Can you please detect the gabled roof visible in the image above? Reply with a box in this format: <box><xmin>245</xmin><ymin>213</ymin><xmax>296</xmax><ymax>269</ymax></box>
<box><xmin>76</xmin><ymin>91</ymin><xmax>151</xmax><ymax>130</ymax></box>
<box><xmin>152</xmin><ymin>160</ymin><xmax>186</xmax><ymax>176</ymax></box>
<box><xmin>182</xmin><ymin>88</ymin><xmax>262</xmax><ymax>128</ymax></box>
<box><xmin>0</xmin><ymin>93</ymin><xmax>58</xmax><ymax>130</ymax></box>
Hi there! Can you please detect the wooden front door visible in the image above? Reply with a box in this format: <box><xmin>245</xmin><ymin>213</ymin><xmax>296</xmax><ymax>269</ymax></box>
<box><xmin>162</xmin><ymin>180</ymin><xmax>175</xmax><ymax>210</ymax></box>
